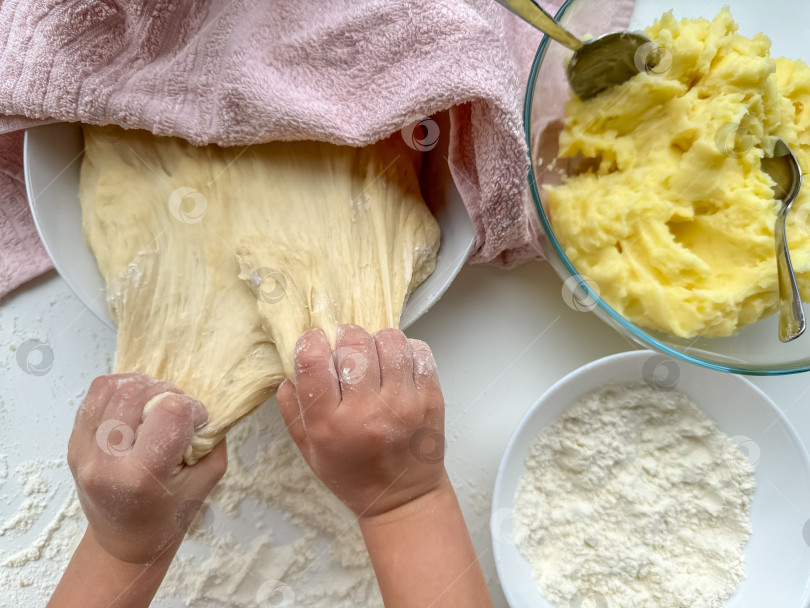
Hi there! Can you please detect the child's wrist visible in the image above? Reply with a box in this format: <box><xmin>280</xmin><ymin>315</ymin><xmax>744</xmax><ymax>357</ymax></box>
<box><xmin>357</xmin><ymin>472</ymin><xmax>455</xmax><ymax>532</ymax></box>
<box><xmin>84</xmin><ymin>526</ymin><xmax>179</xmax><ymax>571</ymax></box>
<box><xmin>356</xmin><ymin>471</ymin><xmax>491</xmax><ymax>607</ymax></box>
<box><xmin>49</xmin><ymin>528</ymin><xmax>179</xmax><ymax>608</ymax></box>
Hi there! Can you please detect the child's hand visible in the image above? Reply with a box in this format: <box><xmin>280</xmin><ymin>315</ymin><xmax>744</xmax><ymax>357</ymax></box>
<box><xmin>277</xmin><ymin>324</ymin><xmax>446</xmax><ymax>518</ymax></box>
<box><xmin>278</xmin><ymin>325</ymin><xmax>492</xmax><ymax>607</ymax></box>
<box><xmin>67</xmin><ymin>373</ymin><xmax>227</xmax><ymax>565</ymax></box>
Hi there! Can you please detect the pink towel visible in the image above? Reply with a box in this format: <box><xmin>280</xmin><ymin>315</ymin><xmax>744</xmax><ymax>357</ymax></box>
<box><xmin>0</xmin><ymin>0</ymin><xmax>634</xmax><ymax>298</ymax></box>
<box><xmin>0</xmin><ymin>130</ymin><xmax>52</xmax><ymax>295</ymax></box>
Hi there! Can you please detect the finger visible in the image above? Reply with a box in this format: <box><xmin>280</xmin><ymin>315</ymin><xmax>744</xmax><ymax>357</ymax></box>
<box><xmin>170</xmin><ymin>439</ymin><xmax>228</xmax><ymax>539</ymax></box>
<box><xmin>334</xmin><ymin>324</ymin><xmax>381</xmax><ymax>397</ymax></box>
<box><xmin>409</xmin><ymin>339</ymin><xmax>445</xmax><ymax>432</ymax></box>
<box><xmin>130</xmin><ymin>393</ymin><xmax>208</xmax><ymax>476</ymax></box>
<box><xmin>73</xmin><ymin>375</ymin><xmax>123</xmax><ymax>464</ymax></box>
<box><xmin>373</xmin><ymin>329</ymin><xmax>414</xmax><ymax>393</ymax></box>
<box><xmin>293</xmin><ymin>329</ymin><xmax>341</xmax><ymax>424</ymax></box>
<box><xmin>72</xmin><ymin>375</ymin><xmax>130</xmax><ymax>468</ymax></box>
<box><xmin>185</xmin><ymin>438</ymin><xmax>228</xmax><ymax>495</ymax></box>
<box><xmin>67</xmin><ymin>429</ymin><xmax>90</xmax><ymax>479</ymax></box>
<box><xmin>276</xmin><ymin>379</ymin><xmax>307</xmax><ymax>450</ymax></box>
<box><xmin>101</xmin><ymin>373</ymin><xmax>183</xmax><ymax>435</ymax></box>
<box><xmin>75</xmin><ymin>375</ymin><xmax>115</xmax><ymax>430</ymax></box>
<box><xmin>408</xmin><ymin>339</ymin><xmax>441</xmax><ymax>393</ymax></box>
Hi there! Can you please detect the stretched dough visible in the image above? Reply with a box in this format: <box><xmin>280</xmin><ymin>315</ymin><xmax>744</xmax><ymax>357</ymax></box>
<box><xmin>80</xmin><ymin>126</ymin><xmax>440</xmax><ymax>463</ymax></box>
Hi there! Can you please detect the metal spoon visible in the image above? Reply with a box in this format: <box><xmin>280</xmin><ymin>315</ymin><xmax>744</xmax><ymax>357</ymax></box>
<box><xmin>761</xmin><ymin>139</ymin><xmax>806</xmax><ymax>342</ymax></box>
<box><xmin>495</xmin><ymin>0</ymin><xmax>654</xmax><ymax>99</ymax></box>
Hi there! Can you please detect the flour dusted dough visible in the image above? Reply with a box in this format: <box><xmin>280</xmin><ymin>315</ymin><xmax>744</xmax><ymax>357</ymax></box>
<box><xmin>80</xmin><ymin>126</ymin><xmax>440</xmax><ymax>463</ymax></box>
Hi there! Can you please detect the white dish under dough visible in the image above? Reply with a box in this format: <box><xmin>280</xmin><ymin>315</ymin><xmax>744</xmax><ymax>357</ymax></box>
<box><xmin>514</xmin><ymin>383</ymin><xmax>754</xmax><ymax>608</ymax></box>
<box><xmin>23</xmin><ymin>120</ymin><xmax>475</xmax><ymax>332</ymax></box>
<box><xmin>492</xmin><ymin>351</ymin><xmax>810</xmax><ymax>608</ymax></box>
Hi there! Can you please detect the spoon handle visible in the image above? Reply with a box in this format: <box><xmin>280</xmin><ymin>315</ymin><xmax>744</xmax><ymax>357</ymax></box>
<box><xmin>775</xmin><ymin>211</ymin><xmax>806</xmax><ymax>342</ymax></box>
<box><xmin>494</xmin><ymin>0</ymin><xmax>584</xmax><ymax>51</ymax></box>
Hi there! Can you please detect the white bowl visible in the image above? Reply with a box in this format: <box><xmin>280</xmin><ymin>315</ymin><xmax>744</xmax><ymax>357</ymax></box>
<box><xmin>492</xmin><ymin>350</ymin><xmax>810</xmax><ymax>607</ymax></box>
<box><xmin>23</xmin><ymin>120</ymin><xmax>475</xmax><ymax>330</ymax></box>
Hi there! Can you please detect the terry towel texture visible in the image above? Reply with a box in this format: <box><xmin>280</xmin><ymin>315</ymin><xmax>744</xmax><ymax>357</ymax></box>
<box><xmin>0</xmin><ymin>129</ymin><xmax>52</xmax><ymax>296</ymax></box>
<box><xmin>0</xmin><ymin>0</ymin><xmax>634</xmax><ymax>297</ymax></box>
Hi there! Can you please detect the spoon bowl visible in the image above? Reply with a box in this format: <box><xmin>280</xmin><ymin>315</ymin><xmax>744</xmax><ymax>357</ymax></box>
<box><xmin>761</xmin><ymin>139</ymin><xmax>806</xmax><ymax>342</ymax></box>
<box><xmin>495</xmin><ymin>0</ymin><xmax>651</xmax><ymax>99</ymax></box>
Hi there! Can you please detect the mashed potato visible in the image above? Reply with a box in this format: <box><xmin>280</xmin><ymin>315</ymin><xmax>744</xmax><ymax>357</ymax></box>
<box><xmin>547</xmin><ymin>9</ymin><xmax>810</xmax><ymax>338</ymax></box>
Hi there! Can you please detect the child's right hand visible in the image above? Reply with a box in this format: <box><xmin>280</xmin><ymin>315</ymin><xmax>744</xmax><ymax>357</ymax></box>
<box><xmin>277</xmin><ymin>324</ymin><xmax>447</xmax><ymax>518</ymax></box>
<box><xmin>278</xmin><ymin>325</ymin><xmax>492</xmax><ymax>607</ymax></box>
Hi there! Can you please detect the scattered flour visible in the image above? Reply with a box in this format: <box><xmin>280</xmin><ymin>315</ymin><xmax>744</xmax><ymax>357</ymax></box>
<box><xmin>0</xmin><ymin>401</ymin><xmax>381</xmax><ymax>607</ymax></box>
<box><xmin>0</xmin><ymin>498</ymin><xmax>49</xmax><ymax>537</ymax></box>
<box><xmin>2</xmin><ymin>493</ymin><xmax>84</xmax><ymax>569</ymax></box>
<box><xmin>156</xmin><ymin>400</ymin><xmax>380</xmax><ymax>607</ymax></box>
<box><xmin>17</xmin><ymin>462</ymin><xmax>51</xmax><ymax>496</ymax></box>
<box><xmin>514</xmin><ymin>383</ymin><xmax>755</xmax><ymax>608</ymax></box>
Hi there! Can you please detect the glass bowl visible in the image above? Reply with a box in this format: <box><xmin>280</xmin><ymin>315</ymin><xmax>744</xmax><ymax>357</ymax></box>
<box><xmin>525</xmin><ymin>0</ymin><xmax>810</xmax><ymax>375</ymax></box>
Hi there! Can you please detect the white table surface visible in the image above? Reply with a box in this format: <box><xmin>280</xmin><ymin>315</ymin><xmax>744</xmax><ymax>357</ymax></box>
<box><xmin>2</xmin><ymin>261</ymin><xmax>809</xmax><ymax>606</ymax></box>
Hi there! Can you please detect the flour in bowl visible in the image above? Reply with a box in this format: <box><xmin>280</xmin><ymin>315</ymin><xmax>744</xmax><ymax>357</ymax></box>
<box><xmin>514</xmin><ymin>383</ymin><xmax>755</xmax><ymax>608</ymax></box>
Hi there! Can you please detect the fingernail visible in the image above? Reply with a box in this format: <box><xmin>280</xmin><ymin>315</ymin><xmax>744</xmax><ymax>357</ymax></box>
<box><xmin>295</xmin><ymin>328</ymin><xmax>326</xmax><ymax>356</ymax></box>
<box><xmin>410</xmin><ymin>340</ymin><xmax>438</xmax><ymax>375</ymax></box>
<box><xmin>142</xmin><ymin>391</ymin><xmax>175</xmax><ymax>421</ymax></box>
<box><xmin>336</xmin><ymin>324</ymin><xmax>358</xmax><ymax>340</ymax></box>
<box><xmin>295</xmin><ymin>331</ymin><xmax>309</xmax><ymax>353</ymax></box>
<box><xmin>148</xmin><ymin>393</ymin><xmax>208</xmax><ymax>430</ymax></box>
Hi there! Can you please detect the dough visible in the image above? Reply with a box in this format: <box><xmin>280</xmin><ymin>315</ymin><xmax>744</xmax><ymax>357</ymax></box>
<box><xmin>80</xmin><ymin>127</ymin><xmax>440</xmax><ymax>463</ymax></box>
<box><xmin>547</xmin><ymin>9</ymin><xmax>810</xmax><ymax>338</ymax></box>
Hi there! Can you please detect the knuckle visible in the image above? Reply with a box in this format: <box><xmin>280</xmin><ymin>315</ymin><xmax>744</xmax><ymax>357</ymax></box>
<box><xmin>422</xmin><ymin>393</ymin><xmax>446</xmax><ymax>416</ymax></box>
<box><xmin>114</xmin><ymin>381</ymin><xmax>145</xmax><ymax>403</ymax></box>
<box><xmin>76</xmin><ymin>463</ymin><xmax>107</xmax><ymax>495</ymax></box>
<box><xmin>127</xmin><ymin>470</ymin><xmax>156</xmax><ymax>500</ymax></box>
<box><xmin>88</xmin><ymin>374</ymin><xmax>114</xmax><ymax>394</ymax></box>
<box><xmin>75</xmin><ymin>474</ymin><xmax>96</xmax><ymax>496</ymax></box>
<box><xmin>306</xmin><ymin>421</ymin><xmax>334</xmax><ymax>447</ymax></box>
<box><xmin>107</xmin><ymin>371</ymin><xmax>146</xmax><ymax>385</ymax></box>
<box><xmin>66</xmin><ymin>438</ymin><xmax>80</xmax><ymax>472</ymax></box>
<box><xmin>305</xmin><ymin>388</ymin><xmax>340</xmax><ymax>413</ymax></box>
<box><xmin>354</xmin><ymin>410</ymin><xmax>394</xmax><ymax>446</ymax></box>
<box><xmin>379</xmin><ymin>388</ymin><xmax>419</xmax><ymax>415</ymax></box>
<box><xmin>358</xmin><ymin>424</ymin><xmax>391</xmax><ymax>450</ymax></box>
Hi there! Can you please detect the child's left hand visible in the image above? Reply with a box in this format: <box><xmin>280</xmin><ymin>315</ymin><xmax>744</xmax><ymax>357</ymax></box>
<box><xmin>67</xmin><ymin>373</ymin><xmax>228</xmax><ymax>565</ymax></box>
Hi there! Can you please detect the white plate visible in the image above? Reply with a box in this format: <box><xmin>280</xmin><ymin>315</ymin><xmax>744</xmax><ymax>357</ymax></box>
<box><xmin>492</xmin><ymin>350</ymin><xmax>810</xmax><ymax>608</ymax></box>
<box><xmin>24</xmin><ymin>119</ymin><xmax>475</xmax><ymax>330</ymax></box>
